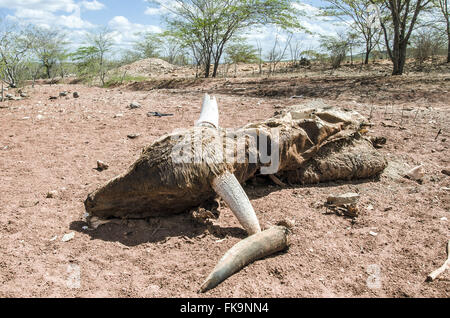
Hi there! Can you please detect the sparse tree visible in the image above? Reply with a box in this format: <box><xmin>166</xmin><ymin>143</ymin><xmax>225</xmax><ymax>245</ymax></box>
<box><xmin>85</xmin><ymin>27</ymin><xmax>114</xmax><ymax>86</ymax></box>
<box><xmin>70</xmin><ymin>46</ymin><xmax>101</xmax><ymax>83</ymax></box>
<box><xmin>371</xmin><ymin>0</ymin><xmax>433</xmax><ymax>75</ymax></box>
<box><xmin>0</xmin><ymin>21</ymin><xmax>33</xmax><ymax>87</ymax></box>
<box><xmin>320</xmin><ymin>33</ymin><xmax>349</xmax><ymax>68</ymax></box>
<box><xmin>225</xmin><ymin>40</ymin><xmax>258</xmax><ymax>76</ymax></box>
<box><xmin>323</xmin><ymin>0</ymin><xmax>382</xmax><ymax>64</ymax></box>
<box><xmin>289</xmin><ymin>36</ymin><xmax>304</xmax><ymax>67</ymax></box>
<box><xmin>266</xmin><ymin>31</ymin><xmax>293</xmax><ymax>74</ymax></box>
<box><xmin>30</xmin><ymin>27</ymin><xmax>69</xmax><ymax>80</ymax></box>
<box><xmin>133</xmin><ymin>32</ymin><xmax>163</xmax><ymax>59</ymax></box>
<box><xmin>434</xmin><ymin>0</ymin><xmax>449</xmax><ymax>62</ymax></box>
<box><xmin>411</xmin><ymin>28</ymin><xmax>445</xmax><ymax>65</ymax></box>
<box><xmin>152</xmin><ymin>0</ymin><xmax>303</xmax><ymax>78</ymax></box>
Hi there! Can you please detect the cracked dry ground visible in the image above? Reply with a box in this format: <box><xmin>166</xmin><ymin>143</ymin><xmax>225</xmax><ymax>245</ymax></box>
<box><xmin>0</xmin><ymin>74</ymin><xmax>449</xmax><ymax>297</ymax></box>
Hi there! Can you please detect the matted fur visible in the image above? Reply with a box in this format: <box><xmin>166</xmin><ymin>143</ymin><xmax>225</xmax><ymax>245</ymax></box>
<box><xmin>85</xmin><ymin>101</ymin><xmax>387</xmax><ymax>220</ymax></box>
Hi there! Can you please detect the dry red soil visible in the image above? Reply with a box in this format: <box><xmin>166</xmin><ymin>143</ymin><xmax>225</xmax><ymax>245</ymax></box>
<box><xmin>0</xmin><ymin>71</ymin><xmax>449</xmax><ymax>297</ymax></box>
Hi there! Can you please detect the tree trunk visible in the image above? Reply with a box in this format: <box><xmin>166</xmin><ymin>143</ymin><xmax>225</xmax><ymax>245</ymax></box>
<box><xmin>392</xmin><ymin>43</ymin><xmax>407</xmax><ymax>75</ymax></box>
<box><xmin>447</xmin><ymin>38</ymin><xmax>450</xmax><ymax>63</ymax></box>
<box><xmin>204</xmin><ymin>63</ymin><xmax>210</xmax><ymax>78</ymax></box>
<box><xmin>364</xmin><ymin>45</ymin><xmax>370</xmax><ymax>65</ymax></box>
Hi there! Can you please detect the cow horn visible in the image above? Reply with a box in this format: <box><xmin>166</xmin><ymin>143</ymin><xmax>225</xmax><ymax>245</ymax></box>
<box><xmin>195</xmin><ymin>94</ymin><xmax>261</xmax><ymax>235</ymax></box>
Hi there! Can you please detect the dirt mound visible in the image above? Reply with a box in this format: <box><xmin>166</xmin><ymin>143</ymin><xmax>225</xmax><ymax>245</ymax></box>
<box><xmin>118</xmin><ymin>58</ymin><xmax>177</xmax><ymax>77</ymax></box>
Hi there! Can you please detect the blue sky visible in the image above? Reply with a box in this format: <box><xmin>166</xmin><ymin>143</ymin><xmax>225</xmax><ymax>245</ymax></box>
<box><xmin>0</xmin><ymin>0</ymin><xmax>344</xmax><ymax>56</ymax></box>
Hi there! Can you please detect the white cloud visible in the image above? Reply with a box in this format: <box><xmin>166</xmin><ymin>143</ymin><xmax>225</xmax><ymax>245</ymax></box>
<box><xmin>0</xmin><ymin>0</ymin><xmax>104</xmax><ymax>30</ymax></box>
<box><xmin>80</xmin><ymin>0</ymin><xmax>104</xmax><ymax>11</ymax></box>
<box><xmin>107</xmin><ymin>16</ymin><xmax>162</xmax><ymax>48</ymax></box>
<box><xmin>0</xmin><ymin>0</ymin><xmax>79</xmax><ymax>13</ymax></box>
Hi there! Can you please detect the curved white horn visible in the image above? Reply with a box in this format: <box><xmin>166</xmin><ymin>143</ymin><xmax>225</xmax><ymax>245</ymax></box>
<box><xmin>212</xmin><ymin>171</ymin><xmax>261</xmax><ymax>235</ymax></box>
<box><xmin>195</xmin><ymin>93</ymin><xmax>219</xmax><ymax>128</ymax></box>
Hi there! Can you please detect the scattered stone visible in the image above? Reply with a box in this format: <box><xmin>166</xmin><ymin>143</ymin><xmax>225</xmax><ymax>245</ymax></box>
<box><xmin>36</xmin><ymin>114</ymin><xmax>44</xmax><ymax>120</ymax></box>
<box><xmin>82</xmin><ymin>226</ymin><xmax>89</xmax><ymax>230</ymax></box>
<box><xmin>127</xmin><ymin>133</ymin><xmax>140</xmax><ymax>139</ymax></box>
<box><xmin>49</xmin><ymin>236</ymin><xmax>57</xmax><ymax>241</ymax></box>
<box><xmin>129</xmin><ymin>101</ymin><xmax>141</xmax><ymax>109</ymax></box>
<box><xmin>405</xmin><ymin>164</ymin><xmax>424</xmax><ymax>181</ymax></box>
<box><xmin>46</xmin><ymin>190</ymin><xmax>58</xmax><ymax>198</ymax></box>
<box><xmin>147</xmin><ymin>111</ymin><xmax>173</xmax><ymax>117</ymax></box>
<box><xmin>73</xmin><ymin>92</ymin><xmax>79</xmax><ymax>98</ymax></box>
<box><xmin>440</xmin><ymin>217</ymin><xmax>448</xmax><ymax>221</ymax></box>
<box><xmin>49</xmin><ymin>96</ymin><xmax>58</xmax><ymax>100</ymax></box>
<box><xmin>276</xmin><ymin>218</ymin><xmax>295</xmax><ymax>229</ymax></box>
<box><xmin>20</xmin><ymin>92</ymin><xmax>27</xmax><ymax>98</ymax></box>
<box><xmin>366</xmin><ymin>204</ymin><xmax>374</xmax><ymax>211</ymax></box>
<box><xmin>96</xmin><ymin>160</ymin><xmax>109</xmax><ymax>171</ymax></box>
<box><xmin>442</xmin><ymin>169</ymin><xmax>450</xmax><ymax>176</ymax></box>
<box><xmin>369</xmin><ymin>231</ymin><xmax>378</xmax><ymax>236</ymax></box>
<box><xmin>59</xmin><ymin>91</ymin><xmax>68</xmax><ymax>97</ymax></box>
<box><xmin>61</xmin><ymin>232</ymin><xmax>75</xmax><ymax>242</ymax></box>
<box><xmin>327</xmin><ymin>193</ymin><xmax>360</xmax><ymax>205</ymax></box>
<box><xmin>441</xmin><ymin>187</ymin><xmax>450</xmax><ymax>192</ymax></box>
<box><xmin>114</xmin><ymin>113</ymin><xmax>123</xmax><ymax>118</ymax></box>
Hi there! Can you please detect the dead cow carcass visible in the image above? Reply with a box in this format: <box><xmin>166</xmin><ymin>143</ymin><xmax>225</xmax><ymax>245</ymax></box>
<box><xmin>85</xmin><ymin>96</ymin><xmax>386</xmax><ymax>234</ymax></box>
<box><xmin>84</xmin><ymin>96</ymin><xmax>387</xmax><ymax>292</ymax></box>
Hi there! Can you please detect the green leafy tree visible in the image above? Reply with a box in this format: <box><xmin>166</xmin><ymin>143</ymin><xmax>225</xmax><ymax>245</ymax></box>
<box><xmin>70</xmin><ymin>46</ymin><xmax>101</xmax><ymax>83</ymax></box>
<box><xmin>225</xmin><ymin>41</ymin><xmax>258</xmax><ymax>75</ymax></box>
<box><xmin>370</xmin><ymin>0</ymin><xmax>433</xmax><ymax>75</ymax></box>
<box><xmin>151</xmin><ymin>0</ymin><xmax>304</xmax><ymax>77</ymax></box>
<box><xmin>85</xmin><ymin>27</ymin><xmax>114</xmax><ymax>86</ymax></box>
<box><xmin>133</xmin><ymin>32</ymin><xmax>163</xmax><ymax>59</ymax></box>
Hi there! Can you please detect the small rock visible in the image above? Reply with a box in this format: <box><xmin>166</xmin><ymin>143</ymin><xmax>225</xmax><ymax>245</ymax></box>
<box><xmin>405</xmin><ymin>164</ymin><xmax>424</xmax><ymax>181</ymax></box>
<box><xmin>327</xmin><ymin>193</ymin><xmax>360</xmax><ymax>205</ymax></box>
<box><xmin>20</xmin><ymin>92</ymin><xmax>27</xmax><ymax>98</ymax></box>
<box><xmin>127</xmin><ymin>134</ymin><xmax>140</xmax><ymax>139</ymax></box>
<box><xmin>440</xmin><ymin>217</ymin><xmax>448</xmax><ymax>221</ymax></box>
<box><xmin>366</xmin><ymin>204</ymin><xmax>374</xmax><ymax>211</ymax></box>
<box><xmin>49</xmin><ymin>236</ymin><xmax>57</xmax><ymax>241</ymax></box>
<box><xmin>96</xmin><ymin>160</ymin><xmax>109</xmax><ymax>171</ymax></box>
<box><xmin>441</xmin><ymin>187</ymin><xmax>450</xmax><ymax>192</ymax></box>
<box><xmin>129</xmin><ymin>101</ymin><xmax>141</xmax><ymax>109</ymax></box>
<box><xmin>61</xmin><ymin>232</ymin><xmax>75</xmax><ymax>242</ymax></box>
<box><xmin>442</xmin><ymin>169</ymin><xmax>450</xmax><ymax>176</ymax></box>
<box><xmin>73</xmin><ymin>92</ymin><xmax>79</xmax><ymax>98</ymax></box>
<box><xmin>46</xmin><ymin>190</ymin><xmax>58</xmax><ymax>198</ymax></box>
<box><xmin>114</xmin><ymin>113</ymin><xmax>123</xmax><ymax>118</ymax></box>
<box><xmin>36</xmin><ymin>114</ymin><xmax>44</xmax><ymax>120</ymax></box>
<box><xmin>369</xmin><ymin>231</ymin><xmax>378</xmax><ymax>236</ymax></box>
<box><xmin>59</xmin><ymin>91</ymin><xmax>68</xmax><ymax>97</ymax></box>
<box><xmin>82</xmin><ymin>226</ymin><xmax>89</xmax><ymax>230</ymax></box>
<box><xmin>276</xmin><ymin>218</ymin><xmax>295</xmax><ymax>229</ymax></box>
